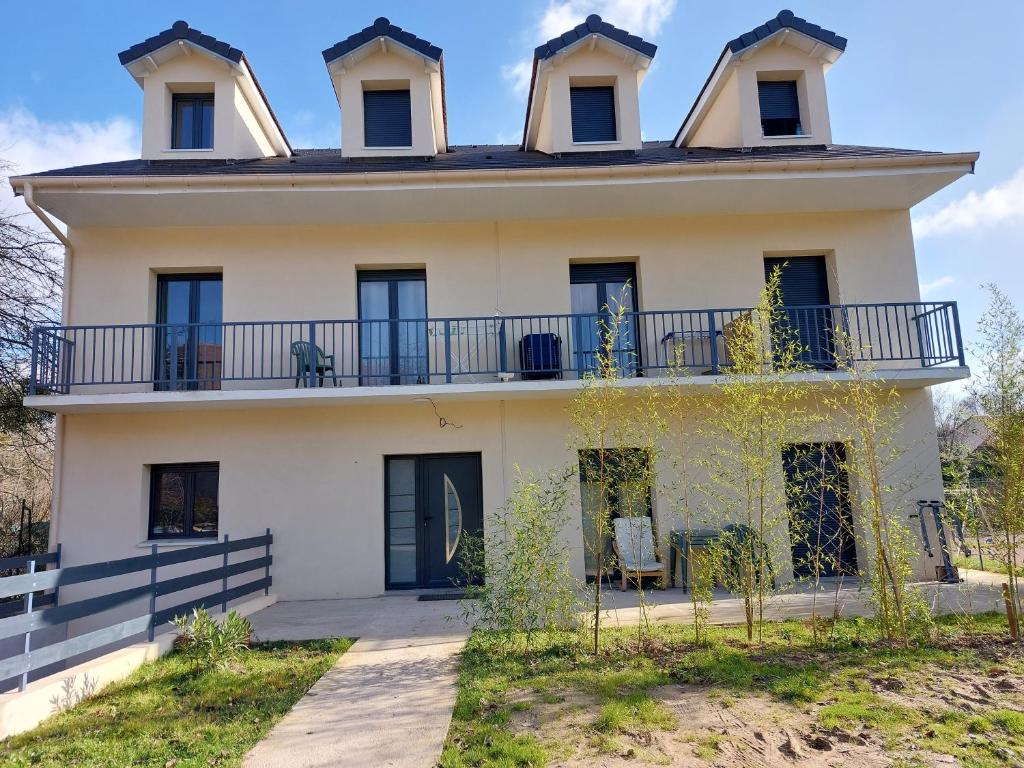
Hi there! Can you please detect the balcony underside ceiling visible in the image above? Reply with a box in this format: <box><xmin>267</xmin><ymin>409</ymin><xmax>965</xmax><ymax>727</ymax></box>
<box><xmin>26</xmin><ymin>164</ymin><xmax>970</xmax><ymax>227</ymax></box>
<box><xmin>26</xmin><ymin>366</ymin><xmax>970</xmax><ymax>414</ymax></box>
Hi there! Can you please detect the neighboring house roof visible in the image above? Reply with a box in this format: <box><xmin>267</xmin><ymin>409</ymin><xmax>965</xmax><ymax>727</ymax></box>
<box><xmin>117</xmin><ymin>20</ymin><xmax>292</xmax><ymax>155</ymax></box>
<box><xmin>14</xmin><ymin>143</ymin><xmax>954</xmax><ymax>180</ymax></box>
<box><xmin>726</xmin><ymin>9</ymin><xmax>847</xmax><ymax>55</ymax></box>
<box><xmin>322</xmin><ymin>17</ymin><xmax>442</xmax><ymax>64</ymax></box>
<box><xmin>673</xmin><ymin>10</ymin><xmax>846</xmax><ymax>147</ymax></box>
<box><xmin>534</xmin><ymin>14</ymin><xmax>657</xmax><ymax>60</ymax></box>
<box><xmin>118</xmin><ymin>19</ymin><xmax>243</xmax><ymax>65</ymax></box>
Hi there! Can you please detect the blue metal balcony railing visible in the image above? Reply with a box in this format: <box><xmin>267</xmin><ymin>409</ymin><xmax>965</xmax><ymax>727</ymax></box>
<box><xmin>29</xmin><ymin>302</ymin><xmax>965</xmax><ymax>396</ymax></box>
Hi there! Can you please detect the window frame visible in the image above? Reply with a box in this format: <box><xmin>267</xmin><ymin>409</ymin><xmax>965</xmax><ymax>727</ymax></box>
<box><xmin>171</xmin><ymin>93</ymin><xmax>215</xmax><ymax>150</ymax></box>
<box><xmin>757</xmin><ymin>79</ymin><xmax>803</xmax><ymax>138</ymax></box>
<box><xmin>148</xmin><ymin>462</ymin><xmax>220</xmax><ymax>540</ymax></box>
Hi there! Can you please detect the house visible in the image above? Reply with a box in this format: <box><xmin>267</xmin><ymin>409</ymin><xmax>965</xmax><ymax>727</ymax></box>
<box><xmin>12</xmin><ymin>10</ymin><xmax>974</xmax><ymax>606</ymax></box>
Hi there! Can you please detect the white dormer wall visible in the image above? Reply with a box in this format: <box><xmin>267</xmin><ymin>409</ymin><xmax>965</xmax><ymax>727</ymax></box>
<box><xmin>680</xmin><ymin>36</ymin><xmax>837</xmax><ymax>149</ymax></box>
<box><xmin>137</xmin><ymin>53</ymin><xmax>283</xmax><ymax>160</ymax></box>
<box><xmin>527</xmin><ymin>44</ymin><xmax>648</xmax><ymax>155</ymax></box>
<box><xmin>327</xmin><ymin>45</ymin><xmax>445</xmax><ymax>158</ymax></box>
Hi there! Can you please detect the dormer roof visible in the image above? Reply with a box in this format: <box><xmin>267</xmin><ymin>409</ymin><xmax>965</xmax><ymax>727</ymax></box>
<box><xmin>673</xmin><ymin>9</ymin><xmax>845</xmax><ymax>148</ymax></box>
<box><xmin>726</xmin><ymin>9</ymin><xmax>846</xmax><ymax>56</ymax></box>
<box><xmin>322</xmin><ymin>17</ymin><xmax>442</xmax><ymax>64</ymax></box>
<box><xmin>117</xmin><ymin>20</ymin><xmax>291</xmax><ymax>156</ymax></box>
<box><xmin>534</xmin><ymin>14</ymin><xmax>657</xmax><ymax>61</ymax></box>
<box><xmin>118</xmin><ymin>19</ymin><xmax>244</xmax><ymax>66</ymax></box>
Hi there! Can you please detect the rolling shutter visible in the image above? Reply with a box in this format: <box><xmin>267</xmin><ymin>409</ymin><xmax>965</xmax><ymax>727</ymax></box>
<box><xmin>757</xmin><ymin>81</ymin><xmax>799</xmax><ymax>121</ymax></box>
<box><xmin>570</xmin><ymin>86</ymin><xmax>617</xmax><ymax>143</ymax></box>
<box><xmin>764</xmin><ymin>256</ymin><xmax>829</xmax><ymax>306</ymax></box>
<box><xmin>363</xmin><ymin>90</ymin><xmax>412</xmax><ymax>148</ymax></box>
<box><xmin>569</xmin><ymin>262</ymin><xmax>636</xmax><ymax>284</ymax></box>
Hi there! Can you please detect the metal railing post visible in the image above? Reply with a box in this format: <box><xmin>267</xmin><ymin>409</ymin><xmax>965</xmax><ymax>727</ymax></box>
<box><xmin>147</xmin><ymin>543</ymin><xmax>158</xmax><ymax>642</ymax></box>
<box><xmin>264</xmin><ymin>528</ymin><xmax>271</xmax><ymax>595</ymax></box>
<box><xmin>221</xmin><ymin>533</ymin><xmax>229</xmax><ymax>614</ymax></box>
<box><xmin>308</xmin><ymin>322</ymin><xmax>317</xmax><ymax>388</ymax></box>
<box><xmin>444</xmin><ymin>320</ymin><xmax>452</xmax><ymax>384</ymax></box>
<box><xmin>19</xmin><ymin>559</ymin><xmax>35</xmax><ymax>692</ymax></box>
<box><xmin>28</xmin><ymin>328</ymin><xmax>39</xmax><ymax>396</ymax></box>
<box><xmin>52</xmin><ymin>542</ymin><xmax>62</xmax><ymax>608</ymax></box>
<box><xmin>707</xmin><ymin>311</ymin><xmax>719</xmax><ymax>374</ymax></box>
<box><xmin>950</xmin><ymin>302</ymin><xmax>966</xmax><ymax>366</ymax></box>
<box><xmin>498</xmin><ymin>318</ymin><xmax>508</xmax><ymax>375</ymax></box>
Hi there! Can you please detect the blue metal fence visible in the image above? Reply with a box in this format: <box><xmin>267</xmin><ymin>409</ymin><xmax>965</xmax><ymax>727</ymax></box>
<box><xmin>29</xmin><ymin>301</ymin><xmax>964</xmax><ymax>395</ymax></box>
<box><xmin>0</xmin><ymin>531</ymin><xmax>271</xmax><ymax>692</ymax></box>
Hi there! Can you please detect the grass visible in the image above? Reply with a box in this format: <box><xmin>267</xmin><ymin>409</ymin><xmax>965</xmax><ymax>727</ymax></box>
<box><xmin>956</xmin><ymin>553</ymin><xmax>1011</xmax><ymax>575</ymax></box>
<box><xmin>0</xmin><ymin>638</ymin><xmax>353</xmax><ymax>768</ymax></box>
<box><xmin>440</xmin><ymin>613</ymin><xmax>1023</xmax><ymax>768</ymax></box>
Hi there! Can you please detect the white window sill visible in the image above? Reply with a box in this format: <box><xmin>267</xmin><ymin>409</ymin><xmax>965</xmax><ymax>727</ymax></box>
<box><xmin>571</xmin><ymin>140</ymin><xmax>620</xmax><ymax>146</ymax></box>
<box><xmin>760</xmin><ymin>134</ymin><xmax>813</xmax><ymax>140</ymax></box>
<box><xmin>137</xmin><ymin>538</ymin><xmax>217</xmax><ymax>548</ymax></box>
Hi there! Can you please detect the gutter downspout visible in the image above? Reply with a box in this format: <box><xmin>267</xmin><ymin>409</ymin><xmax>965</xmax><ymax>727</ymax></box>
<box><xmin>22</xmin><ymin>182</ymin><xmax>72</xmax><ymax>552</ymax></box>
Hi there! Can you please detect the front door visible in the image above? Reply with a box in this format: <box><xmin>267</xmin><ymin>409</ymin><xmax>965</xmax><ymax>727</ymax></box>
<box><xmin>385</xmin><ymin>453</ymin><xmax>483</xmax><ymax>589</ymax></box>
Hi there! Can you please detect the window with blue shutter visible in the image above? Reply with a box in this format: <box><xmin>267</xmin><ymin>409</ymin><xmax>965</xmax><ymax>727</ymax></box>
<box><xmin>570</xmin><ymin>86</ymin><xmax>617</xmax><ymax>143</ymax></box>
<box><xmin>757</xmin><ymin>80</ymin><xmax>802</xmax><ymax>136</ymax></box>
<box><xmin>363</xmin><ymin>89</ymin><xmax>412</xmax><ymax>148</ymax></box>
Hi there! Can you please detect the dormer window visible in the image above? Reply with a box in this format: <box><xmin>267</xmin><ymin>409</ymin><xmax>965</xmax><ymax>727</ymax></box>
<box><xmin>363</xmin><ymin>86</ymin><xmax>412</xmax><ymax>148</ymax></box>
<box><xmin>570</xmin><ymin>85</ymin><xmax>617</xmax><ymax>143</ymax></box>
<box><xmin>172</xmin><ymin>93</ymin><xmax>215</xmax><ymax>150</ymax></box>
<box><xmin>758</xmin><ymin>80</ymin><xmax>802</xmax><ymax>137</ymax></box>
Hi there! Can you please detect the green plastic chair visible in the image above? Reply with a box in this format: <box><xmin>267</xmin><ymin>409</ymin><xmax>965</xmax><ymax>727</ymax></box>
<box><xmin>291</xmin><ymin>341</ymin><xmax>338</xmax><ymax>387</ymax></box>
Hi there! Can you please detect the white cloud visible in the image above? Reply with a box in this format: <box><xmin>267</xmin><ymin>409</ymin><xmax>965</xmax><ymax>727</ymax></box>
<box><xmin>0</xmin><ymin>107</ymin><xmax>138</xmax><ymax>214</ymax></box>
<box><xmin>919</xmin><ymin>275</ymin><xmax>955</xmax><ymax>297</ymax></box>
<box><xmin>503</xmin><ymin>0</ymin><xmax>677</xmax><ymax>100</ymax></box>
<box><xmin>913</xmin><ymin>166</ymin><xmax>1024</xmax><ymax>238</ymax></box>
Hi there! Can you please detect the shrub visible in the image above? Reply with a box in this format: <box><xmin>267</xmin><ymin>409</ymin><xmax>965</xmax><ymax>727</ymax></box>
<box><xmin>172</xmin><ymin>607</ymin><xmax>252</xmax><ymax>670</ymax></box>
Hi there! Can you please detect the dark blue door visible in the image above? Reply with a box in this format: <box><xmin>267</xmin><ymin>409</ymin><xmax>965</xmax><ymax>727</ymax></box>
<box><xmin>764</xmin><ymin>256</ymin><xmax>833</xmax><ymax>368</ymax></box>
<box><xmin>569</xmin><ymin>263</ymin><xmax>639</xmax><ymax>376</ymax></box>
<box><xmin>156</xmin><ymin>274</ymin><xmax>222</xmax><ymax>390</ymax></box>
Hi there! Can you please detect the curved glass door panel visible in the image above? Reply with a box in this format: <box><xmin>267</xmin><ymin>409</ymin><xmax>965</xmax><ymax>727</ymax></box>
<box><xmin>443</xmin><ymin>473</ymin><xmax>463</xmax><ymax>564</ymax></box>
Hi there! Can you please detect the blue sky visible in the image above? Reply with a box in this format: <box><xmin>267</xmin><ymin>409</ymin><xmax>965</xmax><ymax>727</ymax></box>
<box><xmin>1</xmin><ymin>1</ymin><xmax>1022</xmax><ymax>376</ymax></box>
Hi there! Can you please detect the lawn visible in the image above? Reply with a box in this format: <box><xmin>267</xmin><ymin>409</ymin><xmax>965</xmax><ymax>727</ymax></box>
<box><xmin>0</xmin><ymin>638</ymin><xmax>352</xmax><ymax>768</ymax></box>
<box><xmin>441</xmin><ymin>614</ymin><xmax>1024</xmax><ymax>768</ymax></box>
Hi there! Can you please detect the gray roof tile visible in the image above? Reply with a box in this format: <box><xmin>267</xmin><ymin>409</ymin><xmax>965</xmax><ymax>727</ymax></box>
<box><xmin>726</xmin><ymin>9</ymin><xmax>847</xmax><ymax>54</ymax></box>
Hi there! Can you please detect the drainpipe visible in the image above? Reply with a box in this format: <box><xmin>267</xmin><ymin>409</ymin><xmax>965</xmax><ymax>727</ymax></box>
<box><xmin>22</xmin><ymin>183</ymin><xmax>73</xmax><ymax>551</ymax></box>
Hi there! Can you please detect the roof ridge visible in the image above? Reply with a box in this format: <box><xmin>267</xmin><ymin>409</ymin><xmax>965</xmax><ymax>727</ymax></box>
<box><xmin>118</xmin><ymin>20</ymin><xmax>243</xmax><ymax>65</ymax></box>
<box><xmin>322</xmin><ymin>17</ymin><xmax>442</xmax><ymax>64</ymax></box>
<box><xmin>534</xmin><ymin>14</ymin><xmax>657</xmax><ymax>61</ymax></box>
<box><xmin>726</xmin><ymin>9</ymin><xmax>847</xmax><ymax>54</ymax></box>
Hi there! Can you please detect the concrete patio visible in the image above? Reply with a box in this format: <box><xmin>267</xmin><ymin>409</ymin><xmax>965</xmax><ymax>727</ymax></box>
<box><xmin>242</xmin><ymin>573</ymin><xmax>1007</xmax><ymax>768</ymax></box>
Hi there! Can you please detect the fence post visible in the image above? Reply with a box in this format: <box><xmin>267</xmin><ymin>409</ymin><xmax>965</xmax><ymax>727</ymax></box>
<box><xmin>308</xmin><ymin>322</ymin><xmax>317</xmax><ymax>388</ymax></box>
<box><xmin>707</xmin><ymin>311</ymin><xmax>719</xmax><ymax>375</ymax></box>
<box><xmin>221</xmin><ymin>533</ymin><xmax>229</xmax><ymax>614</ymax></box>
<box><xmin>147</xmin><ymin>543</ymin><xmax>157</xmax><ymax>642</ymax></box>
<box><xmin>264</xmin><ymin>528</ymin><xmax>271</xmax><ymax>595</ymax></box>
<box><xmin>18</xmin><ymin>559</ymin><xmax>35</xmax><ymax>692</ymax></box>
<box><xmin>28</xmin><ymin>328</ymin><xmax>38</xmax><ymax>396</ymax></box>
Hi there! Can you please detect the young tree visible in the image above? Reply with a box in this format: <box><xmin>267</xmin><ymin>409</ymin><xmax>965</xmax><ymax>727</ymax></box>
<box><xmin>970</xmin><ymin>285</ymin><xmax>1024</xmax><ymax>629</ymax></box>
<box><xmin>699</xmin><ymin>268</ymin><xmax>814</xmax><ymax>643</ymax></box>
<box><xmin>567</xmin><ymin>286</ymin><xmax>664</xmax><ymax>653</ymax></box>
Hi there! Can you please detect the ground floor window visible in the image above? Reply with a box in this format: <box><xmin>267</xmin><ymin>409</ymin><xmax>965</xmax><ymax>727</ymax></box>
<box><xmin>149</xmin><ymin>462</ymin><xmax>219</xmax><ymax>539</ymax></box>
<box><xmin>781</xmin><ymin>443</ymin><xmax>857</xmax><ymax>577</ymax></box>
<box><xmin>579</xmin><ymin>448</ymin><xmax>652</xmax><ymax>578</ymax></box>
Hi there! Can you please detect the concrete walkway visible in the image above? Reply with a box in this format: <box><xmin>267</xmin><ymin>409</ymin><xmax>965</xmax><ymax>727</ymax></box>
<box><xmin>242</xmin><ymin>574</ymin><xmax>1006</xmax><ymax>768</ymax></box>
<box><xmin>243</xmin><ymin>594</ymin><xmax>469</xmax><ymax>768</ymax></box>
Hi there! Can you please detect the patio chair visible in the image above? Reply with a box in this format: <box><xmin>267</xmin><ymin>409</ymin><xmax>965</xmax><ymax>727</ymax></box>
<box><xmin>612</xmin><ymin>516</ymin><xmax>668</xmax><ymax>591</ymax></box>
<box><xmin>291</xmin><ymin>341</ymin><xmax>338</xmax><ymax>387</ymax></box>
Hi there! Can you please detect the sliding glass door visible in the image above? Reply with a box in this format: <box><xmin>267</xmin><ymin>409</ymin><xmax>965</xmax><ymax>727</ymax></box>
<box><xmin>358</xmin><ymin>270</ymin><xmax>428</xmax><ymax>385</ymax></box>
<box><xmin>569</xmin><ymin>263</ymin><xmax>639</xmax><ymax>376</ymax></box>
<box><xmin>156</xmin><ymin>274</ymin><xmax>222</xmax><ymax>391</ymax></box>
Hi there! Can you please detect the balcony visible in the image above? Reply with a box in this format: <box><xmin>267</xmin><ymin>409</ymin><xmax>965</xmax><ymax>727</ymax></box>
<box><xmin>27</xmin><ymin>302</ymin><xmax>967</xmax><ymax>412</ymax></box>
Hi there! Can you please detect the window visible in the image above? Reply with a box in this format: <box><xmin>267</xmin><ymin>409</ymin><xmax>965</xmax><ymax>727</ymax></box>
<box><xmin>155</xmin><ymin>274</ymin><xmax>223</xmax><ymax>391</ymax></box>
<box><xmin>579</xmin><ymin>449</ymin><xmax>652</xmax><ymax>577</ymax></box>
<box><xmin>569</xmin><ymin>262</ymin><xmax>639</xmax><ymax>375</ymax></box>
<box><xmin>357</xmin><ymin>269</ymin><xmax>427</xmax><ymax>385</ymax></box>
<box><xmin>363</xmin><ymin>89</ymin><xmax>412</xmax><ymax>148</ymax></box>
<box><xmin>172</xmin><ymin>94</ymin><xmax>215</xmax><ymax>149</ymax></box>
<box><xmin>149</xmin><ymin>463</ymin><xmax>219</xmax><ymax>539</ymax></box>
<box><xmin>570</xmin><ymin>85</ymin><xmax>617</xmax><ymax>143</ymax></box>
<box><xmin>757</xmin><ymin>80</ymin><xmax>802</xmax><ymax>136</ymax></box>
